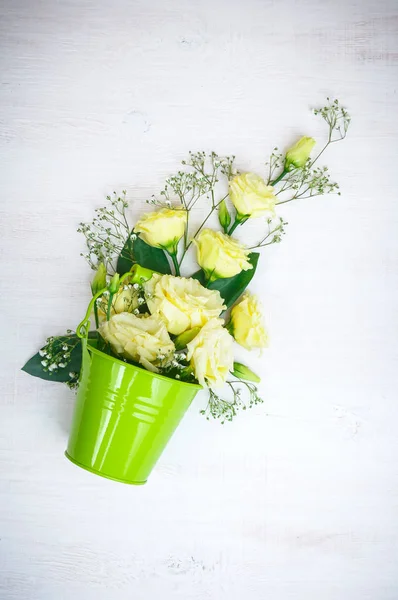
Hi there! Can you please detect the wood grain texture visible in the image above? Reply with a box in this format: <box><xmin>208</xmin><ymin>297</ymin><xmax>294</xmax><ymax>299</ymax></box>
<box><xmin>1</xmin><ymin>0</ymin><xmax>398</xmax><ymax>598</ymax></box>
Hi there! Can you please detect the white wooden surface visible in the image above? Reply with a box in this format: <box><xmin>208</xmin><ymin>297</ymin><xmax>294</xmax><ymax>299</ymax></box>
<box><xmin>1</xmin><ymin>1</ymin><xmax>398</xmax><ymax>598</ymax></box>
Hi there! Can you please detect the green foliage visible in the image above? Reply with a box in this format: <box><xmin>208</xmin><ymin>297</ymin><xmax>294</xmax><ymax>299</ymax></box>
<box><xmin>131</xmin><ymin>235</ymin><xmax>171</xmax><ymax>274</ymax></box>
<box><xmin>116</xmin><ymin>235</ymin><xmax>135</xmax><ymax>275</ymax></box>
<box><xmin>192</xmin><ymin>252</ymin><xmax>259</xmax><ymax>309</ymax></box>
<box><xmin>116</xmin><ymin>233</ymin><xmax>172</xmax><ymax>275</ymax></box>
<box><xmin>22</xmin><ymin>332</ymin><xmax>98</xmax><ymax>386</ymax></box>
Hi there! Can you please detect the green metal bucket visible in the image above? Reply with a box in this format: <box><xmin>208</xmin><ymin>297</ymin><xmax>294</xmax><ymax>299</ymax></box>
<box><xmin>65</xmin><ymin>340</ymin><xmax>200</xmax><ymax>485</ymax></box>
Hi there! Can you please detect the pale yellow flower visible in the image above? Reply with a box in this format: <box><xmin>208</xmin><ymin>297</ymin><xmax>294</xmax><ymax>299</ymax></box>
<box><xmin>285</xmin><ymin>136</ymin><xmax>316</xmax><ymax>170</ymax></box>
<box><xmin>134</xmin><ymin>208</ymin><xmax>187</xmax><ymax>251</ymax></box>
<box><xmin>98</xmin><ymin>312</ymin><xmax>175</xmax><ymax>372</ymax></box>
<box><xmin>229</xmin><ymin>173</ymin><xmax>276</xmax><ymax>218</ymax></box>
<box><xmin>193</xmin><ymin>229</ymin><xmax>252</xmax><ymax>281</ymax></box>
<box><xmin>144</xmin><ymin>274</ymin><xmax>226</xmax><ymax>335</ymax></box>
<box><xmin>229</xmin><ymin>292</ymin><xmax>268</xmax><ymax>350</ymax></box>
<box><xmin>186</xmin><ymin>318</ymin><xmax>234</xmax><ymax>388</ymax></box>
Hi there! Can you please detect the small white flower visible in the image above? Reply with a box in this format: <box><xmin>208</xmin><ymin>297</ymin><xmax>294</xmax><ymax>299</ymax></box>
<box><xmin>138</xmin><ymin>297</ymin><xmax>145</xmax><ymax>305</ymax></box>
<box><xmin>133</xmin><ymin>308</ymin><xmax>140</xmax><ymax>315</ymax></box>
<box><xmin>157</xmin><ymin>353</ymin><xmax>165</xmax><ymax>360</ymax></box>
<box><xmin>63</xmin><ymin>354</ymin><xmax>68</xmax><ymax>358</ymax></box>
<box><xmin>39</xmin><ymin>350</ymin><xmax>46</xmax><ymax>357</ymax></box>
<box><xmin>69</xmin><ymin>372</ymin><xmax>75</xmax><ymax>378</ymax></box>
<box><xmin>131</xmin><ymin>233</ymin><xmax>137</xmax><ymax>241</ymax></box>
<box><xmin>123</xmin><ymin>285</ymin><xmax>129</xmax><ymax>291</ymax></box>
<box><xmin>41</xmin><ymin>360</ymin><xmax>48</xmax><ymax>367</ymax></box>
<box><xmin>62</xmin><ymin>345</ymin><xmax>68</xmax><ymax>351</ymax></box>
<box><xmin>133</xmin><ymin>283</ymin><xmax>140</xmax><ymax>290</ymax></box>
<box><xmin>175</xmin><ymin>374</ymin><xmax>181</xmax><ymax>379</ymax></box>
<box><xmin>59</xmin><ymin>363</ymin><xmax>66</xmax><ymax>368</ymax></box>
<box><xmin>172</xmin><ymin>360</ymin><xmax>180</xmax><ymax>368</ymax></box>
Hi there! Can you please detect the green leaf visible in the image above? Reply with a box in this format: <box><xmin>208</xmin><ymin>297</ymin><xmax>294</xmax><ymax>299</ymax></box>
<box><xmin>117</xmin><ymin>233</ymin><xmax>171</xmax><ymax>275</ymax></box>
<box><xmin>133</xmin><ymin>235</ymin><xmax>171</xmax><ymax>274</ymax></box>
<box><xmin>191</xmin><ymin>252</ymin><xmax>259</xmax><ymax>309</ymax></box>
<box><xmin>116</xmin><ymin>235</ymin><xmax>135</xmax><ymax>275</ymax></box>
<box><xmin>22</xmin><ymin>332</ymin><xmax>97</xmax><ymax>384</ymax></box>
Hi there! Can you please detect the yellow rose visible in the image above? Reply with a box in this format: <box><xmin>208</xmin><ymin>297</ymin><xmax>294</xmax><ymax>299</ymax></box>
<box><xmin>97</xmin><ymin>286</ymin><xmax>139</xmax><ymax>322</ymax></box>
<box><xmin>285</xmin><ymin>136</ymin><xmax>316</xmax><ymax>170</ymax></box>
<box><xmin>229</xmin><ymin>173</ymin><xmax>276</xmax><ymax>218</ymax></box>
<box><xmin>134</xmin><ymin>208</ymin><xmax>187</xmax><ymax>251</ymax></box>
<box><xmin>144</xmin><ymin>274</ymin><xmax>226</xmax><ymax>335</ymax></box>
<box><xmin>229</xmin><ymin>292</ymin><xmax>268</xmax><ymax>350</ymax></box>
<box><xmin>186</xmin><ymin>319</ymin><xmax>234</xmax><ymax>388</ymax></box>
<box><xmin>98</xmin><ymin>312</ymin><xmax>175</xmax><ymax>372</ymax></box>
<box><xmin>193</xmin><ymin>229</ymin><xmax>252</xmax><ymax>281</ymax></box>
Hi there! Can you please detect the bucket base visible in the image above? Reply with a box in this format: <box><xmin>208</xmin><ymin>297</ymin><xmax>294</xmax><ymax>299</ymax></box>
<box><xmin>64</xmin><ymin>452</ymin><xmax>147</xmax><ymax>486</ymax></box>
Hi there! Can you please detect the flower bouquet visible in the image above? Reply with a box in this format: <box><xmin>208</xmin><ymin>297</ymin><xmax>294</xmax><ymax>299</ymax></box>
<box><xmin>23</xmin><ymin>100</ymin><xmax>350</xmax><ymax>484</ymax></box>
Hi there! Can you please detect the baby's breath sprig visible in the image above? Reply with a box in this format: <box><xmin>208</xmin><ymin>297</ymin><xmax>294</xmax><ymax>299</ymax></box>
<box><xmin>147</xmin><ymin>151</ymin><xmax>234</xmax><ymax>211</ymax></box>
<box><xmin>249</xmin><ymin>216</ymin><xmax>288</xmax><ymax>249</ymax></box>
<box><xmin>275</xmin><ymin>163</ymin><xmax>340</xmax><ymax>205</ymax></box>
<box><xmin>314</xmin><ymin>97</ymin><xmax>351</xmax><ymax>149</ymax></box>
<box><xmin>175</xmin><ymin>152</ymin><xmax>235</xmax><ymax>265</ymax></box>
<box><xmin>270</xmin><ymin>99</ymin><xmax>350</xmax><ymax>205</ymax></box>
<box><xmin>147</xmin><ymin>171</ymin><xmax>211</xmax><ymax>211</ymax></box>
<box><xmin>157</xmin><ymin>350</ymin><xmax>195</xmax><ymax>382</ymax></box>
<box><xmin>39</xmin><ymin>331</ymin><xmax>79</xmax><ymax>375</ymax></box>
<box><xmin>265</xmin><ymin>148</ymin><xmax>283</xmax><ymax>185</ymax></box>
<box><xmin>66</xmin><ymin>373</ymin><xmax>80</xmax><ymax>391</ymax></box>
<box><xmin>77</xmin><ymin>191</ymin><xmax>131</xmax><ymax>272</ymax></box>
<box><xmin>185</xmin><ymin>151</ymin><xmax>236</xmax><ymax>200</ymax></box>
<box><xmin>201</xmin><ymin>380</ymin><xmax>263</xmax><ymax>423</ymax></box>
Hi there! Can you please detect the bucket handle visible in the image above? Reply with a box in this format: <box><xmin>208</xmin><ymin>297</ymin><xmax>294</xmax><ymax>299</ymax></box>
<box><xmin>76</xmin><ymin>264</ymin><xmax>157</xmax><ymax>340</ymax></box>
<box><xmin>76</xmin><ymin>287</ymin><xmax>108</xmax><ymax>340</ymax></box>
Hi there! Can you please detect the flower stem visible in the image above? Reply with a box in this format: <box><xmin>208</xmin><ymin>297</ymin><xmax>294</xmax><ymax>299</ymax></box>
<box><xmin>76</xmin><ymin>286</ymin><xmax>108</xmax><ymax>339</ymax></box>
<box><xmin>94</xmin><ymin>302</ymin><xmax>99</xmax><ymax>329</ymax></box>
<box><xmin>169</xmin><ymin>252</ymin><xmax>180</xmax><ymax>276</ymax></box>
<box><xmin>106</xmin><ymin>292</ymin><xmax>114</xmax><ymax>321</ymax></box>
<box><xmin>178</xmin><ymin>195</ymin><xmax>228</xmax><ymax>268</ymax></box>
<box><xmin>270</xmin><ymin>167</ymin><xmax>288</xmax><ymax>186</ymax></box>
<box><xmin>228</xmin><ymin>219</ymin><xmax>240</xmax><ymax>235</ymax></box>
<box><xmin>228</xmin><ymin>215</ymin><xmax>247</xmax><ymax>236</ymax></box>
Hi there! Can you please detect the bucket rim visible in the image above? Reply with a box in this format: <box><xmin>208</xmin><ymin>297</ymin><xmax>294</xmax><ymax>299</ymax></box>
<box><xmin>86</xmin><ymin>339</ymin><xmax>202</xmax><ymax>390</ymax></box>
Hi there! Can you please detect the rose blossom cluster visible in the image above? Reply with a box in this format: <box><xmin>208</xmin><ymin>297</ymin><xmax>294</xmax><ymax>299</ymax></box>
<box><xmin>24</xmin><ymin>100</ymin><xmax>350</xmax><ymax>418</ymax></box>
<box><xmin>97</xmin><ymin>168</ymin><xmax>280</xmax><ymax>389</ymax></box>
